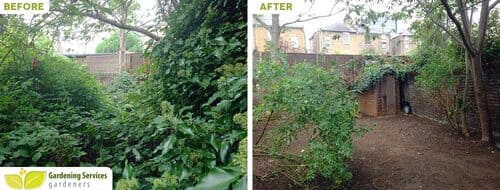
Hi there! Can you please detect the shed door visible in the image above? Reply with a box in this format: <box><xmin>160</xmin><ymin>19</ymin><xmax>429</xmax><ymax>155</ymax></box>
<box><xmin>381</xmin><ymin>75</ymin><xmax>397</xmax><ymax>115</ymax></box>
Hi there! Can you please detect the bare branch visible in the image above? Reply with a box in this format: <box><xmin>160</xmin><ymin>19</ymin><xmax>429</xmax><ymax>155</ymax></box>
<box><xmin>52</xmin><ymin>8</ymin><xmax>161</xmax><ymax>41</ymax></box>
<box><xmin>476</xmin><ymin>0</ymin><xmax>490</xmax><ymax>51</ymax></box>
<box><xmin>253</xmin><ymin>15</ymin><xmax>271</xmax><ymax>31</ymax></box>
<box><xmin>456</xmin><ymin>0</ymin><xmax>472</xmax><ymax>47</ymax></box>
<box><xmin>281</xmin><ymin>2</ymin><xmax>341</xmax><ymax>31</ymax></box>
<box><xmin>428</xmin><ymin>16</ymin><xmax>465</xmax><ymax>47</ymax></box>
<box><xmin>490</xmin><ymin>0</ymin><xmax>500</xmax><ymax>11</ymax></box>
<box><xmin>440</xmin><ymin>0</ymin><xmax>477</xmax><ymax>55</ymax></box>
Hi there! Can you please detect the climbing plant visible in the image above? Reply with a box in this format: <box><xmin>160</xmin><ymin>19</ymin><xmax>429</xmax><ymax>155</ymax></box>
<box><xmin>352</xmin><ymin>57</ymin><xmax>416</xmax><ymax>93</ymax></box>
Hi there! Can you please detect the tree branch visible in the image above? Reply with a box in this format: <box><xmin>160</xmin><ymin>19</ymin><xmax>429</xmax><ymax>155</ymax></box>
<box><xmin>476</xmin><ymin>0</ymin><xmax>490</xmax><ymax>51</ymax></box>
<box><xmin>281</xmin><ymin>2</ymin><xmax>341</xmax><ymax>32</ymax></box>
<box><xmin>456</xmin><ymin>0</ymin><xmax>472</xmax><ymax>47</ymax></box>
<box><xmin>440</xmin><ymin>0</ymin><xmax>477</xmax><ymax>55</ymax></box>
<box><xmin>52</xmin><ymin>8</ymin><xmax>161</xmax><ymax>41</ymax></box>
<box><xmin>490</xmin><ymin>0</ymin><xmax>500</xmax><ymax>11</ymax></box>
<box><xmin>253</xmin><ymin>15</ymin><xmax>271</xmax><ymax>31</ymax></box>
<box><xmin>428</xmin><ymin>16</ymin><xmax>465</xmax><ymax>47</ymax></box>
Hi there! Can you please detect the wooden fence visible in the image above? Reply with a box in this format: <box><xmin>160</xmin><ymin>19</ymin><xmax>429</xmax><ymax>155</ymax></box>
<box><xmin>65</xmin><ymin>52</ymin><xmax>145</xmax><ymax>84</ymax></box>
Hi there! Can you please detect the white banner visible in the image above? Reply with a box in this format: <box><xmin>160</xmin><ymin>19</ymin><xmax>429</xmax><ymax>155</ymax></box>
<box><xmin>0</xmin><ymin>0</ymin><xmax>49</xmax><ymax>14</ymax></box>
<box><xmin>0</xmin><ymin>167</ymin><xmax>113</xmax><ymax>190</ymax></box>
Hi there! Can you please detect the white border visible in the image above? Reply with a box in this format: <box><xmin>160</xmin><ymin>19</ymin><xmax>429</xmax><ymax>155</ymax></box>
<box><xmin>247</xmin><ymin>0</ymin><xmax>254</xmax><ymax>188</ymax></box>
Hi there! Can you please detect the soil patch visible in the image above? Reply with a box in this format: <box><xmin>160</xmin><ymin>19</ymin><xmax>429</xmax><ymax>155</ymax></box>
<box><xmin>254</xmin><ymin>115</ymin><xmax>500</xmax><ymax>190</ymax></box>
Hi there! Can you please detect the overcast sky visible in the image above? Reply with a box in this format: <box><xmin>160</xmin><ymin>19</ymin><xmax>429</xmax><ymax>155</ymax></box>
<box><xmin>57</xmin><ymin>1</ymin><xmax>157</xmax><ymax>54</ymax></box>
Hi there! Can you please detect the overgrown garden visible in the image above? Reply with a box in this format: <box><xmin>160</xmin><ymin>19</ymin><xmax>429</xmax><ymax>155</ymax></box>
<box><xmin>0</xmin><ymin>0</ymin><xmax>246</xmax><ymax>189</ymax></box>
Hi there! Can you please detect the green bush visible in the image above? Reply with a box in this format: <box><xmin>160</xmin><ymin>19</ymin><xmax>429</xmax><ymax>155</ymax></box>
<box><xmin>0</xmin><ymin>21</ymin><xmax>110</xmax><ymax>167</ymax></box>
<box><xmin>102</xmin><ymin>0</ymin><xmax>247</xmax><ymax>188</ymax></box>
<box><xmin>255</xmin><ymin>54</ymin><xmax>362</xmax><ymax>187</ymax></box>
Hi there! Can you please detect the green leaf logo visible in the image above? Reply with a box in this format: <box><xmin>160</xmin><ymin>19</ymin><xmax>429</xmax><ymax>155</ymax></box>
<box><xmin>5</xmin><ymin>174</ymin><xmax>23</xmax><ymax>190</ymax></box>
<box><xmin>24</xmin><ymin>171</ymin><xmax>46</xmax><ymax>189</ymax></box>
<box><xmin>4</xmin><ymin>170</ymin><xmax>46</xmax><ymax>190</ymax></box>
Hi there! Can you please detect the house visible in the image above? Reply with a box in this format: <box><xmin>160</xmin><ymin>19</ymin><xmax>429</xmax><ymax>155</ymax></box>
<box><xmin>391</xmin><ymin>32</ymin><xmax>416</xmax><ymax>55</ymax></box>
<box><xmin>310</xmin><ymin>17</ymin><xmax>392</xmax><ymax>55</ymax></box>
<box><xmin>253</xmin><ymin>18</ymin><xmax>307</xmax><ymax>53</ymax></box>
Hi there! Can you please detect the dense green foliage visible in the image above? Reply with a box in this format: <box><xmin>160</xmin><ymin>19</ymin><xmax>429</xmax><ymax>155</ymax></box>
<box><xmin>0</xmin><ymin>18</ymin><xmax>109</xmax><ymax>166</ymax></box>
<box><xmin>149</xmin><ymin>0</ymin><xmax>246</xmax><ymax>117</ymax></box>
<box><xmin>352</xmin><ymin>57</ymin><xmax>416</xmax><ymax>93</ymax></box>
<box><xmin>255</xmin><ymin>53</ymin><xmax>362</xmax><ymax>187</ymax></box>
<box><xmin>411</xmin><ymin>19</ymin><xmax>463</xmax><ymax>91</ymax></box>
<box><xmin>0</xmin><ymin>0</ymin><xmax>247</xmax><ymax>188</ymax></box>
<box><xmin>95</xmin><ymin>31</ymin><xmax>143</xmax><ymax>53</ymax></box>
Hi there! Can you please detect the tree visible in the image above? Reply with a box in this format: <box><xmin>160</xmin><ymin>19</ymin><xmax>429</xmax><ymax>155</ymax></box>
<box><xmin>417</xmin><ymin>0</ymin><xmax>499</xmax><ymax>142</ymax></box>
<box><xmin>361</xmin><ymin>0</ymin><xmax>498</xmax><ymax>142</ymax></box>
<box><xmin>95</xmin><ymin>31</ymin><xmax>143</xmax><ymax>53</ymax></box>
<box><xmin>47</xmin><ymin>0</ymin><xmax>161</xmax><ymax>40</ymax></box>
<box><xmin>253</xmin><ymin>1</ymin><xmax>342</xmax><ymax>53</ymax></box>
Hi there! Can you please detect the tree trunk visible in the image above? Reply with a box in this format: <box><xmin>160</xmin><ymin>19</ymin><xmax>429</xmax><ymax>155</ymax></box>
<box><xmin>270</xmin><ymin>14</ymin><xmax>281</xmax><ymax>55</ymax></box>
<box><xmin>460</xmin><ymin>52</ymin><xmax>470</xmax><ymax>137</ymax></box>
<box><xmin>119</xmin><ymin>30</ymin><xmax>126</xmax><ymax>72</ymax></box>
<box><xmin>118</xmin><ymin>1</ymin><xmax>130</xmax><ymax>72</ymax></box>
<box><xmin>470</xmin><ymin>55</ymin><xmax>492</xmax><ymax>142</ymax></box>
<box><xmin>270</xmin><ymin>14</ymin><xmax>280</xmax><ymax>47</ymax></box>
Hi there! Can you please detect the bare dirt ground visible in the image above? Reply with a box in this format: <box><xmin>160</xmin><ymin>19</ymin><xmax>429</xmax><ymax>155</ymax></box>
<box><xmin>254</xmin><ymin>115</ymin><xmax>500</xmax><ymax>190</ymax></box>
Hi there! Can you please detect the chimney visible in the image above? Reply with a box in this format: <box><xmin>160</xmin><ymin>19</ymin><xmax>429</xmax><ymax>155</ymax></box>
<box><xmin>343</xmin><ymin>15</ymin><xmax>352</xmax><ymax>26</ymax></box>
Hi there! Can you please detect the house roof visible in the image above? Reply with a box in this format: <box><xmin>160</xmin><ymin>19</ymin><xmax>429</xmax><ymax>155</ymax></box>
<box><xmin>320</xmin><ymin>23</ymin><xmax>357</xmax><ymax>33</ymax></box>
<box><xmin>319</xmin><ymin>22</ymin><xmax>390</xmax><ymax>34</ymax></box>
<box><xmin>391</xmin><ymin>30</ymin><xmax>413</xmax><ymax>39</ymax></box>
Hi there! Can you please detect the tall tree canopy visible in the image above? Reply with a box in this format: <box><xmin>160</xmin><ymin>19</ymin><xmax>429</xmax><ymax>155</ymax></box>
<box><xmin>95</xmin><ymin>31</ymin><xmax>144</xmax><ymax>53</ymax></box>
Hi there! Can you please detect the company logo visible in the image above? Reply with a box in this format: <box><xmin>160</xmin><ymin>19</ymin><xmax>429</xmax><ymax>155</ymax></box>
<box><xmin>0</xmin><ymin>0</ymin><xmax>50</xmax><ymax>14</ymax></box>
<box><xmin>0</xmin><ymin>167</ymin><xmax>112</xmax><ymax>190</ymax></box>
<box><xmin>4</xmin><ymin>168</ymin><xmax>46</xmax><ymax>190</ymax></box>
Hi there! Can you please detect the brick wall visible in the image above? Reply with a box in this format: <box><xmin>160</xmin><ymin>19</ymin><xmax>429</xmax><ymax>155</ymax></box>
<box><xmin>457</xmin><ymin>63</ymin><xmax>500</xmax><ymax>137</ymax></box>
<box><xmin>406</xmin><ymin>62</ymin><xmax>500</xmax><ymax>137</ymax></box>
<box><xmin>405</xmin><ymin>74</ymin><xmax>448</xmax><ymax>122</ymax></box>
<box><xmin>253</xmin><ymin>52</ymin><xmax>409</xmax><ymax>68</ymax></box>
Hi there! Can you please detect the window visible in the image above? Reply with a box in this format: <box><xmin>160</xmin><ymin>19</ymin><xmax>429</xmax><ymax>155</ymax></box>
<box><xmin>324</xmin><ymin>37</ymin><xmax>331</xmax><ymax>48</ymax></box>
<box><xmin>404</xmin><ymin>36</ymin><xmax>410</xmax><ymax>42</ymax></box>
<box><xmin>381</xmin><ymin>42</ymin><xmax>387</xmax><ymax>53</ymax></box>
<box><xmin>365</xmin><ymin>34</ymin><xmax>371</xmax><ymax>45</ymax></box>
<box><xmin>343</xmin><ymin>32</ymin><xmax>350</xmax><ymax>44</ymax></box>
<box><xmin>404</xmin><ymin>43</ymin><xmax>410</xmax><ymax>52</ymax></box>
<box><xmin>290</xmin><ymin>37</ymin><xmax>299</xmax><ymax>48</ymax></box>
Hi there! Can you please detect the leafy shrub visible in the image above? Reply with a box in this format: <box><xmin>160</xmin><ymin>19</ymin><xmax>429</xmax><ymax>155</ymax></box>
<box><xmin>0</xmin><ymin>18</ymin><xmax>110</xmax><ymax>167</ymax></box>
<box><xmin>255</xmin><ymin>54</ymin><xmax>362</xmax><ymax>187</ymax></box>
<box><xmin>116</xmin><ymin>179</ymin><xmax>140</xmax><ymax>190</ymax></box>
<box><xmin>103</xmin><ymin>0</ymin><xmax>248</xmax><ymax>188</ymax></box>
<box><xmin>149</xmin><ymin>0</ymin><xmax>246</xmax><ymax>117</ymax></box>
<box><xmin>352</xmin><ymin>57</ymin><xmax>416</xmax><ymax>93</ymax></box>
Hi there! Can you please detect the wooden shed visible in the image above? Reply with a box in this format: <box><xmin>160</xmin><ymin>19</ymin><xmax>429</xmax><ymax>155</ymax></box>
<box><xmin>359</xmin><ymin>75</ymin><xmax>400</xmax><ymax>116</ymax></box>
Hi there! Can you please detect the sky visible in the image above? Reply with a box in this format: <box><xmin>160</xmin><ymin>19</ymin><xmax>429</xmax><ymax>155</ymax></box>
<box><xmin>57</xmin><ymin>1</ymin><xmax>157</xmax><ymax>54</ymax></box>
